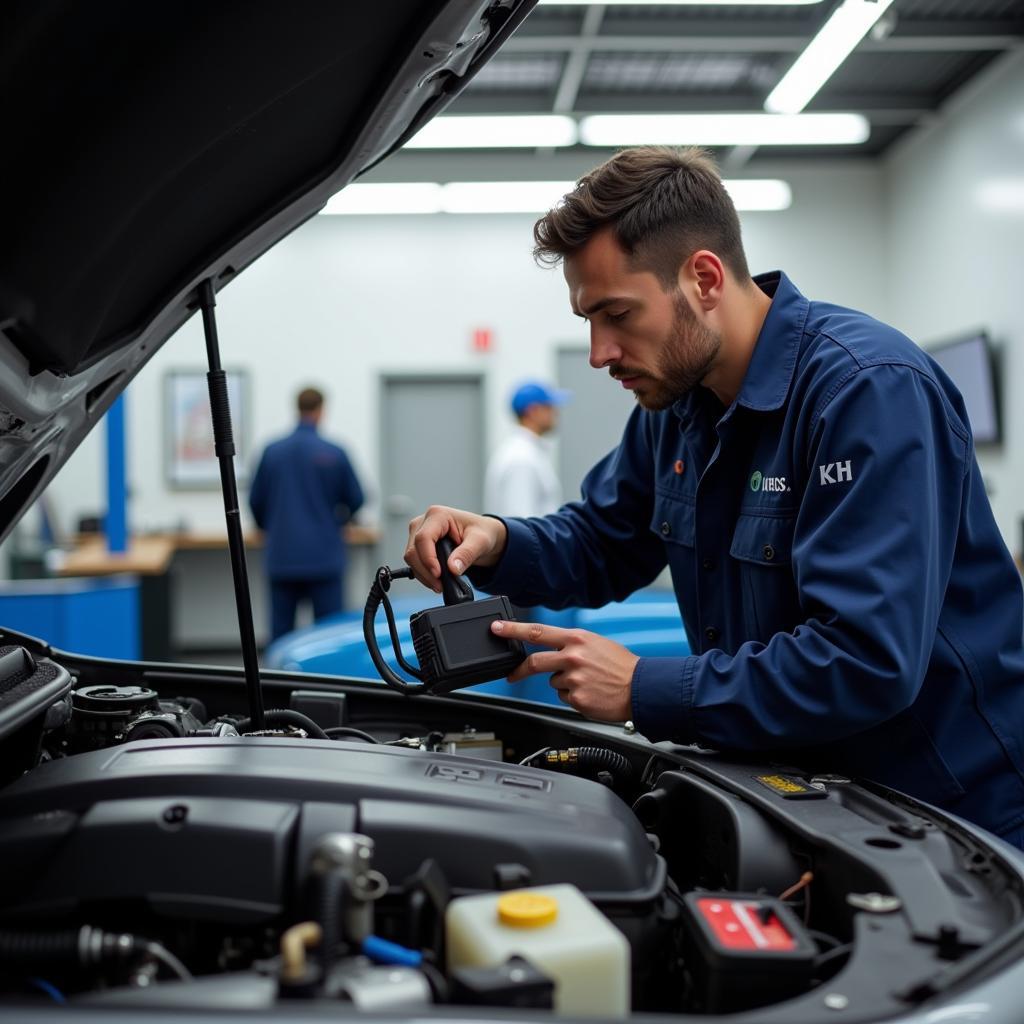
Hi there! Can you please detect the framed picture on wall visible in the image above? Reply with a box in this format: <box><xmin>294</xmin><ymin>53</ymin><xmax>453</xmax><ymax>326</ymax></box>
<box><xmin>164</xmin><ymin>369</ymin><xmax>249</xmax><ymax>488</ymax></box>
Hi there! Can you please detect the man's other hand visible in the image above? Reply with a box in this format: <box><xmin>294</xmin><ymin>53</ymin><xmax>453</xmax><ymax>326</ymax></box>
<box><xmin>405</xmin><ymin>505</ymin><xmax>508</xmax><ymax>593</ymax></box>
<box><xmin>492</xmin><ymin>620</ymin><xmax>638</xmax><ymax>722</ymax></box>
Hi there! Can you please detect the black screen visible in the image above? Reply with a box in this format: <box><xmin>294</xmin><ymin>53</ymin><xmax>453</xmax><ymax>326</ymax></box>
<box><xmin>929</xmin><ymin>333</ymin><xmax>1001</xmax><ymax>444</ymax></box>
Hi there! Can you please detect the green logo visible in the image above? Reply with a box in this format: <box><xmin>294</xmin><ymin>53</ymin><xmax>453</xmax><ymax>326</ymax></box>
<box><xmin>749</xmin><ymin>470</ymin><xmax>762</xmax><ymax>492</ymax></box>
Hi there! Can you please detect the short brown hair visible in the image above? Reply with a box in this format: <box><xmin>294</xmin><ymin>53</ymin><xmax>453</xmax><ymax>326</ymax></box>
<box><xmin>533</xmin><ymin>146</ymin><xmax>749</xmax><ymax>287</ymax></box>
<box><xmin>297</xmin><ymin>387</ymin><xmax>324</xmax><ymax>414</ymax></box>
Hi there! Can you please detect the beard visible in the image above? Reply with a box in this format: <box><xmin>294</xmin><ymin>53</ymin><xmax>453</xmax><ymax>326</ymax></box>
<box><xmin>611</xmin><ymin>291</ymin><xmax>721</xmax><ymax>411</ymax></box>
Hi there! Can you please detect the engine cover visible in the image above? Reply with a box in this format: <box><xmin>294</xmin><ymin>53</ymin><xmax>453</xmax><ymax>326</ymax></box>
<box><xmin>0</xmin><ymin>737</ymin><xmax>663</xmax><ymax>923</ymax></box>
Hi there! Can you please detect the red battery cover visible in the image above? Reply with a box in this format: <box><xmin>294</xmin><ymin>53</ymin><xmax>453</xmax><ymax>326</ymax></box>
<box><xmin>683</xmin><ymin>892</ymin><xmax>817</xmax><ymax>964</ymax></box>
<box><xmin>680</xmin><ymin>892</ymin><xmax>818</xmax><ymax>1012</ymax></box>
<box><xmin>697</xmin><ymin>896</ymin><xmax>796</xmax><ymax>952</ymax></box>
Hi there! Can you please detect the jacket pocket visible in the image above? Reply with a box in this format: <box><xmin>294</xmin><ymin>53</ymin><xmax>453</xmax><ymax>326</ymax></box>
<box><xmin>650</xmin><ymin>492</ymin><xmax>695</xmax><ymax>548</ymax></box>
<box><xmin>729</xmin><ymin>513</ymin><xmax>799</xmax><ymax>641</ymax></box>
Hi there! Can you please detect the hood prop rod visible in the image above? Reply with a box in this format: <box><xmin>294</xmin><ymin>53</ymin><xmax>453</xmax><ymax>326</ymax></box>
<box><xmin>197</xmin><ymin>278</ymin><xmax>265</xmax><ymax>731</ymax></box>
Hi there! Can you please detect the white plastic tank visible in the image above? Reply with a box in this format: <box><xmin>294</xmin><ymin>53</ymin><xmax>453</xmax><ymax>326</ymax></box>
<box><xmin>445</xmin><ymin>883</ymin><xmax>630</xmax><ymax>1017</ymax></box>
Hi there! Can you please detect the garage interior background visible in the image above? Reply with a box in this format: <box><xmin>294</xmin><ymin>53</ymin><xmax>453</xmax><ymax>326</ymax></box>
<box><xmin>1</xmin><ymin>2</ymin><xmax>1021</xmax><ymax>657</ymax></box>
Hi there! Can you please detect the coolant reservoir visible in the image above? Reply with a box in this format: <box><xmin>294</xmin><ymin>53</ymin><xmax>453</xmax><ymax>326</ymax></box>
<box><xmin>445</xmin><ymin>883</ymin><xmax>630</xmax><ymax>1017</ymax></box>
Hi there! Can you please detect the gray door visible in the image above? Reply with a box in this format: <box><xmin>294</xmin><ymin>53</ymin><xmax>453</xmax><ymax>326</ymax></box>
<box><xmin>380</xmin><ymin>375</ymin><xmax>484</xmax><ymax>561</ymax></box>
<box><xmin>556</xmin><ymin>347</ymin><xmax>636</xmax><ymax>500</ymax></box>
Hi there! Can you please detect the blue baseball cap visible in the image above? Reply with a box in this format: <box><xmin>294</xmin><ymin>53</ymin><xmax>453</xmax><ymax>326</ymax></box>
<box><xmin>510</xmin><ymin>381</ymin><xmax>571</xmax><ymax>417</ymax></box>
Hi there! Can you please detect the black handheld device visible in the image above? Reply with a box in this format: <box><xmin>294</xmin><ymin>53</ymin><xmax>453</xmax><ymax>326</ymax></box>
<box><xmin>363</xmin><ymin>537</ymin><xmax>526</xmax><ymax>695</ymax></box>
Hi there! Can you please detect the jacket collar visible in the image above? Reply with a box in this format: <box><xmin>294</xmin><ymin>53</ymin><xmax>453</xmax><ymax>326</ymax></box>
<box><xmin>670</xmin><ymin>270</ymin><xmax>808</xmax><ymax>425</ymax></box>
<box><xmin>735</xmin><ymin>270</ymin><xmax>809</xmax><ymax>413</ymax></box>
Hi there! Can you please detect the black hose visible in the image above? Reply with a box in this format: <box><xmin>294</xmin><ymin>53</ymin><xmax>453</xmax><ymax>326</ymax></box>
<box><xmin>325</xmin><ymin>726</ymin><xmax>379</xmax><ymax>744</ymax></box>
<box><xmin>576</xmin><ymin>747</ymin><xmax>633</xmax><ymax>779</ymax></box>
<box><xmin>317</xmin><ymin>869</ymin><xmax>345</xmax><ymax>972</ymax></box>
<box><xmin>0</xmin><ymin>927</ymin><xmax>189</xmax><ymax>981</ymax></box>
<box><xmin>0</xmin><ymin>929</ymin><xmax>82</xmax><ymax>966</ymax></box>
<box><xmin>235</xmin><ymin>709</ymin><xmax>329</xmax><ymax>739</ymax></box>
<box><xmin>560</xmin><ymin>746</ymin><xmax>634</xmax><ymax>782</ymax></box>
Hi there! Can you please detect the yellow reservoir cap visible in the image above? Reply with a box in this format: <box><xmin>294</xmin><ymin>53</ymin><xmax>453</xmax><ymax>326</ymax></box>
<box><xmin>497</xmin><ymin>892</ymin><xmax>559</xmax><ymax>928</ymax></box>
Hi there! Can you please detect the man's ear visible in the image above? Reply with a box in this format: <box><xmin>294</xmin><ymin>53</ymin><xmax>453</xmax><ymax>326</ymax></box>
<box><xmin>679</xmin><ymin>250</ymin><xmax>725</xmax><ymax>311</ymax></box>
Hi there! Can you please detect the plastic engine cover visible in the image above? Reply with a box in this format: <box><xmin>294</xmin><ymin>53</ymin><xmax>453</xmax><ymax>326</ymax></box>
<box><xmin>0</xmin><ymin>737</ymin><xmax>663</xmax><ymax>921</ymax></box>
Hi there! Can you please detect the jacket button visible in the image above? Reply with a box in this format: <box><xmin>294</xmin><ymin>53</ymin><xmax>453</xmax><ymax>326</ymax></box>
<box><xmin>702</xmin><ymin>558</ymin><xmax>715</xmax><ymax>571</ymax></box>
<box><xmin>704</xmin><ymin>626</ymin><xmax>720</xmax><ymax>644</ymax></box>
<box><xmin>762</xmin><ymin>544</ymin><xmax>775</xmax><ymax>561</ymax></box>
<box><xmin>660</xmin><ymin>521</ymin><xmax>671</xmax><ymax>536</ymax></box>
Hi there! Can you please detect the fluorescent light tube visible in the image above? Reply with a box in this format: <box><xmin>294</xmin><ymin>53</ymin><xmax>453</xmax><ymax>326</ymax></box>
<box><xmin>405</xmin><ymin>115</ymin><xmax>578</xmax><ymax>149</ymax></box>
<box><xmin>975</xmin><ymin>180</ymin><xmax>1024</xmax><ymax>214</ymax></box>
<box><xmin>765</xmin><ymin>0</ymin><xmax>895</xmax><ymax>114</ymax></box>
<box><xmin>580</xmin><ymin>112</ymin><xmax>868</xmax><ymax>146</ymax></box>
<box><xmin>322</xmin><ymin>180</ymin><xmax>792</xmax><ymax>215</ymax></box>
<box><xmin>539</xmin><ymin>0</ymin><xmax>823</xmax><ymax>5</ymax></box>
<box><xmin>441</xmin><ymin>181</ymin><xmax>577</xmax><ymax>214</ymax></box>
<box><xmin>321</xmin><ymin>183</ymin><xmax>443</xmax><ymax>215</ymax></box>
<box><xmin>723</xmin><ymin>179</ymin><xmax>792</xmax><ymax>211</ymax></box>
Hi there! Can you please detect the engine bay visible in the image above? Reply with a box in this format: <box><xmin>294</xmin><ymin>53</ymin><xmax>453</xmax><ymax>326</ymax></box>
<box><xmin>0</xmin><ymin>640</ymin><xmax>1022</xmax><ymax>1021</ymax></box>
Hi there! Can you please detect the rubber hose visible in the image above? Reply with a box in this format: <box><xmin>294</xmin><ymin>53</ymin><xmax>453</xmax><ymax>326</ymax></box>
<box><xmin>0</xmin><ymin>930</ymin><xmax>80</xmax><ymax>966</ymax></box>
<box><xmin>317</xmin><ymin>869</ymin><xmax>345</xmax><ymax>972</ymax></box>
<box><xmin>576</xmin><ymin>747</ymin><xmax>633</xmax><ymax>781</ymax></box>
<box><xmin>236</xmin><ymin>709</ymin><xmax>329</xmax><ymax>739</ymax></box>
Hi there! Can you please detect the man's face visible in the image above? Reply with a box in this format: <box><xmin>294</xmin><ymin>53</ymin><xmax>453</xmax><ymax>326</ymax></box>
<box><xmin>564</xmin><ymin>229</ymin><xmax>721</xmax><ymax>411</ymax></box>
<box><xmin>521</xmin><ymin>402</ymin><xmax>557</xmax><ymax>436</ymax></box>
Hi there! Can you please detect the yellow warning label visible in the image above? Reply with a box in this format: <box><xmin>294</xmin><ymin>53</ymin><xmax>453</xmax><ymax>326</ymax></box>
<box><xmin>752</xmin><ymin>773</ymin><xmax>825</xmax><ymax>799</ymax></box>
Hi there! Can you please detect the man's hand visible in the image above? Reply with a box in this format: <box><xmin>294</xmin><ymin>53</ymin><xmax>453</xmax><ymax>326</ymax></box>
<box><xmin>492</xmin><ymin>620</ymin><xmax>638</xmax><ymax>722</ymax></box>
<box><xmin>405</xmin><ymin>505</ymin><xmax>508</xmax><ymax>593</ymax></box>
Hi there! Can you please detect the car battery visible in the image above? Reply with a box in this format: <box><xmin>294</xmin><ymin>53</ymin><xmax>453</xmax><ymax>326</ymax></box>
<box><xmin>679</xmin><ymin>892</ymin><xmax>817</xmax><ymax>1012</ymax></box>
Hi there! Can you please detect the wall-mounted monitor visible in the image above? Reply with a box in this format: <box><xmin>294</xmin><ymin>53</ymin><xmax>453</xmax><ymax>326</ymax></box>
<box><xmin>927</xmin><ymin>331</ymin><xmax>1001</xmax><ymax>445</ymax></box>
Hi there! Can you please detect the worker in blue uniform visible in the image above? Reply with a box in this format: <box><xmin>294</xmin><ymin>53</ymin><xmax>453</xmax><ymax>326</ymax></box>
<box><xmin>405</xmin><ymin>146</ymin><xmax>1024</xmax><ymax>845</ymax></box>
<box><xmin>250</xmin><ymin>387</ymin><xmax>364</xmax><ymax>641</ymax></box>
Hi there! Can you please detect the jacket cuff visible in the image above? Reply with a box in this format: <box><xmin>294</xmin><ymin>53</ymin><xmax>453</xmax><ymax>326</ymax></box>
<box><xmin>466</xmin><ymin>517</ymin><xmax>540</xmax><ymax>595</ymax></box>
<box><xmin>631</xmin><ymin>656</ymin><xmax>699</xmax><ymax>743</ymax></box>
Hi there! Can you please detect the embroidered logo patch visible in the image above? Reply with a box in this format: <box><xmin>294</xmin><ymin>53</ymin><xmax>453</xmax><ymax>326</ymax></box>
<box><xmin>750</xmin><ymin>470</ymin><xmax>790</xmax><ymax>493</ymax></box>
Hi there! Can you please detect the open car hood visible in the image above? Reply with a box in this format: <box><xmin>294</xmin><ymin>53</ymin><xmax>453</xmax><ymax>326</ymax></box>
<box><xmin>0</xmin><ymin>0</ymin><xmax>533</xmax><ymax>541</ymax></box>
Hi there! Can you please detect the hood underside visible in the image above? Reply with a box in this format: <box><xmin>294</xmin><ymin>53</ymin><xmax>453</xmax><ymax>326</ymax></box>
<box><xmin>0</xmin><ymin>0</ymin><xmax>533</xmax><ymax>540</ymax></box>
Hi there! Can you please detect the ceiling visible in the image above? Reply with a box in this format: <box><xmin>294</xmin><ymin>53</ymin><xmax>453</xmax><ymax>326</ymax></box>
<box><xmin>404</xmin><ymin>0</ymin><xmax>1024</xmax><ymax>171</ymax></box>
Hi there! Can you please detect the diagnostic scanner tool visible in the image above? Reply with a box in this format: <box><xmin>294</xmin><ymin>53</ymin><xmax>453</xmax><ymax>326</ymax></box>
<box><xmin>363</xmin><ymin>537</ymin><xmax>526</xmax><ymax>695</ymax></box>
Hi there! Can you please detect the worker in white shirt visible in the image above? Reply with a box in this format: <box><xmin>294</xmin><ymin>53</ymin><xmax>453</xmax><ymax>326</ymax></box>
<box><xmin>484</xmin><ymin>381</ymin><xmax>571</xmax><ymax>518</ymax></box>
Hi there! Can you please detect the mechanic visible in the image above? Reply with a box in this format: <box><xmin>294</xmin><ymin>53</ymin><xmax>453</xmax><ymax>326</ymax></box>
<box><xmin>250</xmin><ymin>387</ymin><xmax>365</xmax><ymax>640</ymax></box>
<box><xmin>406</xmin><ymin>146</ymin><xmax>1024</xmax><ymax>845</ymax></box>
<box><xmin>484</xmin><ymin>380</ymin><xmax>570</xmax><ymax>518</ymax></box>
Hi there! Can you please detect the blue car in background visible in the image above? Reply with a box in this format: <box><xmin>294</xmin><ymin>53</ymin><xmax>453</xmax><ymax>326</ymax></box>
<box><xmin>265</xmin><ymin>587</ymin><xmax>690</xmax><ymax>705</ymax></box>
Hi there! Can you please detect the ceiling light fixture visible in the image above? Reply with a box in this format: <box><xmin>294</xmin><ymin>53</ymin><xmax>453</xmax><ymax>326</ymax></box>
<box><xmin>723</xmin><ymin>179</ymin><xmax>792</xmax><ymax>211</ymax></box>
<box><xmin>321</xmin><ymin>179</ymin><xmax>792</xmax><ymax>215</ymax></box>
<box><xmin>579</xmin><ymin>112</ymin><xmax>869</xmax><ymax>146</ymax></box>
<box><xmin>975</xmin><ymin>180</ymin><xmax>1024</xmax><ymax>214</ymax></box>
<box><xmin>321</xmin><ymin>183</ymin><xmax>443</xmax><ymax>215</ymax></box>
<box><xmin>441</xmin><ymin>181</ymin><xmax>577</xmax><ymax>214</ymax></box>
<box><xmin>538</xmin><ymin>0</ymin><xmax>823</xmax><ymax>5</ymax></box>
<box><xmin>404</xmin><ymin>115</ymin><xmax>578</xmax><ymax>149</ymax></box>
<box><xmin>764</xmin><ymin>0</ymin><xmax>896</xmax><ymax>114</ymax></box>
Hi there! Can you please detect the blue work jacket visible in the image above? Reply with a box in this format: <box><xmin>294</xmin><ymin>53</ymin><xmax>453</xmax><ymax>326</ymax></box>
<box><xmin>249</xmin><ymin>422</ymin><xmax>364</xmax><ymax>581</ymax></box>
<box><xmin>474</xmin><ymin>272</ymin><xmax>1024</xmax><ymax>839</ymax></box>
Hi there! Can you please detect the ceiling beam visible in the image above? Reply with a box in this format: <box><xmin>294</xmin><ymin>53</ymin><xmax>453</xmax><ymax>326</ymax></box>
<box><xmin>553</xmin><ymin>5</ymin><xmax>605</xmax><ymax>113</ymax></box>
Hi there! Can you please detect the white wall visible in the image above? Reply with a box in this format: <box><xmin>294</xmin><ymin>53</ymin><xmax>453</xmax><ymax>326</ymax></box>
<box><xmin>41</xmin><ymin>160</ymin><xmax>887</xmax><ymax>541</ymax></box>
<box><xmin>884</xmin><ymin>50</ymin><xmax>1024</xmax><ymax>549</ymax></box>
